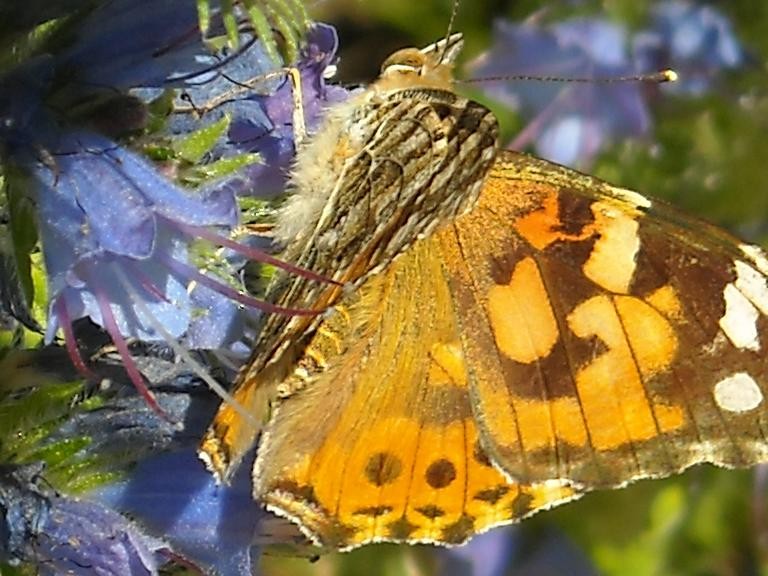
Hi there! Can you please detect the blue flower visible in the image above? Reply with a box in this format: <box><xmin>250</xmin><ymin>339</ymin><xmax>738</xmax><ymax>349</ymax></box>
<box><xmin>55</xmin><ymin>0</ymin><xmax>220</xmax><ymax>90</ymax></box>
<box><xmin>1</xmin><ymin>465</ymin><xmax>167</xmax><ymax>575</ymax></box>
<box><xmin>633</xmin><ymin>1</ymin><xmax>743</xmax><ymax>95</ymax></box>
<box><xmin>179</xmin><ymin>23</ymin><xmax>349</xmax><ymax>197</ymax></box>
<box><xmin>37</xmin><ymin>498</ymin><xmax>167</xmax><ymax>575</ymax></box>
<box><xmin>1</xmin><ymin>464</ymin><xmax>50</xmax><ymax>566</ymax></box>
<box><xmin>1</xmin><ymin>71</ymin><xmax>238</xmax><ymax>410</ymax></box>
<box><xmin>26</xmin><ymin>130</ymin><xmax>254</xmax><ymax>412</ymax></box>
<box><xmin>438</xmin><ymin>524</ymin><xmax>599</xmax><ymax>576</ymax></box>
<box><xmin>438</xmin><ymin>527</ymin><xmax>518</xmax><ymax>576</ymax></box>
<box><xmin>43</xmin><ymin>380</ymin><xmax>267</xmax><ymax>575</ymax></box>
<box><xmin>92</xmin><ymin>449</ymin><xmax>264</xmax><ymax>576</ymax></box>
<box><xmin>0</xmin><ymin>0</ymin><xmax>329</xmax><ymax>413</ymax></box>
<box><xmin>469</xmin><ymin>17</ymin><xmax>650</xmax><ymax>167</ymax></box>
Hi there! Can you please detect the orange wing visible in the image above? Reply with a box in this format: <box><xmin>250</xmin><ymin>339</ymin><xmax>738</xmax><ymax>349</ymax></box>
<box><xmin>254</xmin><ymin>212</ymin><xmax>579</xmax><ymax>549</ymax></box>
<box><xmin>254</xmin><ymin>150</ymin><xmax>768</xmax><ymax>549</ymax></box>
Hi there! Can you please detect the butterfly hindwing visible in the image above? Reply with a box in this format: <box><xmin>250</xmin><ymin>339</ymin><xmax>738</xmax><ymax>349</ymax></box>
<box><xmin>255</xmin><ymin>227</ymin><xmax>580</xmax><ymax>549</ymax></box>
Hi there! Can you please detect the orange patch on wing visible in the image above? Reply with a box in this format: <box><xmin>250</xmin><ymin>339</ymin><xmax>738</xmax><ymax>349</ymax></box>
<box><xmin>406</xmin><ymin>422</ymin><xmax>469</xmax><ymax>541</ymax></box>
<box><xmin>653</xmin><ymin>403</ymin><xmax>687</xmax><ymax>434</ymax></box>
<box><xmin>272</xmin><ymin>411</ymin><xmax>580</xmax><ymax>546</ymax></box>
<box><xmin>429</xmin><ymin>341</ymin><xmax>468</xmax><ymax>388</ymax></box>
<box><xmin>514</xmin><ymin>192</ymin><xmax>594</xmax><ymax>250</ymax></box>
<box><xmin>582</xmin><ymin>201</ymin><xmax>640</xmax><ymax>294</ymax></box>
<box><xmin>515</xmin><ymin>397</ymin><xmax>588</xmax><ymax>451</ymax></box>
<box><xmin>567</xmin><ymin>294</ymin><xmax>684</xmax><ymax>450</ymax></box>
<box><xmin>471</xmin><ymin>385</ymin><xmax>522</xmax><ymax>454</ymax></box>
<box><xmin>476</xmin><ymin>385</ymin><xmax>590</xmax><ymax>455</ymax></box>
<box><xmin>645</xmin><ymin>285</ymin><xmax>683</xmax><ymax>320</ymax></box>
<box><xmin>488</xmin><ymin>257</ymin><xmax>559</xmax><ymax>364</ymax></box>
<box><xmin>200</xmin><ymin>377</ymin><xmax>265</xmax><ymax>478</ymax></box>
<box><xmin>614</xmin><ymin>295</ymin><xmax>679</xmax><ymax>377</ymax></box>
<box><xmin>322</xmin><ymin>416</ymin><xmax>420</xmax><ymax>544</ymax></box>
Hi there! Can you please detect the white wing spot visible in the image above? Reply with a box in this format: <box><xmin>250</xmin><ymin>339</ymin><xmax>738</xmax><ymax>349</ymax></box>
<box><xmin>741</xmin><ymin>244</ymin><xmax>768</xmax><ymax>276</ymax></box>
<box><xmin>608</xmin><ymin>186</ymin><xmax>652</xmax><ymax>209</ymax></box>
<box><xmin>582</xmin><ymin>202</ymin><xmax>640</xmax><ymax>294</ymax></box>
<box><xmin>713</xmin><ymin>372</ymin><xmax>763</xmax><ymax>413</ymax></box>
<box><xmin>719</xmin><ymin>283</ymin><xmax>760</xmax><ymax>351</ymax></box>
<box><xmin>734</xmin><ymin>260</ymin><xmax>768</xmax><ymax>315</ymax></box>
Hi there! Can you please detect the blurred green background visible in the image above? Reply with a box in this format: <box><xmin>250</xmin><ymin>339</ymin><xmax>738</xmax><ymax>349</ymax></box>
<box><xmin>260</xmin><ymin>1</ymin><xmax>768</xmax><ymax>575</ymax></box>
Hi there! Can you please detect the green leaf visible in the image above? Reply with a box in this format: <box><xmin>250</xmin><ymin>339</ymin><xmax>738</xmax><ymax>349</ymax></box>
<box><xmin>0</xmin><ymin>561</ymin><xmax>28</xmax><ymax>576</ymax></box>
<box><xmin>185</xmin><ymin>152</ymin><xmax>261</xmax><ymax>184</ymax></box>
<box><xmin>238</xmin><ymin>195</ymin><xmax>276</xmax><ymax>225</ymax></box>
<box><xmin>244</xmin><ymin>0</ymin><xmax>310</xmax><ymax>64</ymax></box>
<box><xmin>196</xmin><ymin>0</ymin><xmax>212</xmax><ymax>38</ymax></box>
<box><xmin>548</xmin><ymin>468</ymin><xmax>760</xmax><ymax>576</ymax></box>
<box><xmin>4</xmin><ymin>167</ymin><xmax>38</xmax><ymax>312</ymax></box>
<box><xmin>221</xmin><ymin>0</ymin><xmax>240</xmax><ymax>48</ymax></box>
<box><xmin>144</xmin><ymin>89</ymin><xmax>176</xmax><ymax>134</ymax></box>
<box><xmin>172</xmin><ymin>114</ymin><xmax>231</xmax><ymax>164</ymax></box>
<box><xmin>57</xmin><ymin>468</ymin><xmax>123</xmax><ymax>494</ymax></box>
<box><xmin>198</xmin><ymin>0</ymin><xmax>309</xmax><ymax>64</ymax></box>
<box><xmin>243</xmin><ymin>0</ymin><xmax>280</xmax><ymax>63</ymax></box>
<box><xmin>0</xmin><ymin>381</ymin><xmax>84</xmax><ymax>446</ymax></box>
<box><xmin>0</xmin><ymin>372</ymin><xmax>121</xmax><ymax>495</ymax></box>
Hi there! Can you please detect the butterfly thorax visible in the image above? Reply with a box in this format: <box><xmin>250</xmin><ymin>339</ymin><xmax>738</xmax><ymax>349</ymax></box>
<box><xmin>243</xmin><ymin>36</ymin><xmax>500</xmax><ymax>384</ymax></box>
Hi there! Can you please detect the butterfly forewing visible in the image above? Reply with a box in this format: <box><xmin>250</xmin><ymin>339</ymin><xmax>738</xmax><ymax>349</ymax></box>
<box><xmin>448</xmin><ymin>152</ymin><xmax>768</xmax><ymax>486</ymax></box>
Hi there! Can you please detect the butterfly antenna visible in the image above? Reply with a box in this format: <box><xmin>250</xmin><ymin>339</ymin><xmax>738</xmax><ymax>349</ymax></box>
<box><xmin>438</xmin><ymin>0</ymin><xmax>461</xmax><ymax>64</ymax></box>
<box><xmin>464</xmin><ymin>69</ymin><xmax>678</xmax><ymax>85</ymax></box>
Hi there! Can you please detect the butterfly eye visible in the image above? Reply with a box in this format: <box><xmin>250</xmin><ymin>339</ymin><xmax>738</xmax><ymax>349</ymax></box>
<box><xmin>380</xmin><ymin>48</ymin><xmax>427</xmax><ymax>76</ymax></box>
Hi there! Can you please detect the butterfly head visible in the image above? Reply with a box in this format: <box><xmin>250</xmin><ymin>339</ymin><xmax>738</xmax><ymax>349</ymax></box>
<box><xmin>376</xmin><ymin>32</ymin><xmax>464</xmax><ymax>92</ymax></box>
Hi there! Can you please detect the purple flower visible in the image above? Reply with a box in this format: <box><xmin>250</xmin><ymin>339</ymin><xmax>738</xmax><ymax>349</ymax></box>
<box><xmin>1</xmin><ymin>466</ymin><xmax>168</xmax><ymax>576</ymax></box>
<box><xmin>37</xmin><ymin>498</ymin><xmax>168</xmax><ymax>576</ymax></box>
<box><xmin>241</xmin><ymin>24</ymin><xmax>349</xmax><ymax>190</ymax></box>
<box><xmin>92</xmin><ymin>449</ymin><xmax>265</xmax><ymax>576</ymax></box>
<box><xmin>0</xmin><ymin>0</ymin><xmax>329</xmax><ymax>415</ymax></box>
<box><xmin>202</xmin><ymin>23</ymin><xmax>350</xmax><ymax>197</ymax></box>
<box><xmin>469</xmin><ymin>17</ymin><xmax>650</xmax><ymax>167</ymax></box>
<box><xmin>634</xmin><ymin>1</ymin><xmax>743</xmax><ymax>95</ymax></box>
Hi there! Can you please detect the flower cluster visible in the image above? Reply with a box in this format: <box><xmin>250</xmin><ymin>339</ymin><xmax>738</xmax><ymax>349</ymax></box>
<box><xmin>0</xmin><ymin>0</ymin><xmax>339</xmax><ymax>573</ymax></box>
<box><xmin>0</xmin><ymin>0</ymin><xmax>333</xmax><ymax>415</ymax></box>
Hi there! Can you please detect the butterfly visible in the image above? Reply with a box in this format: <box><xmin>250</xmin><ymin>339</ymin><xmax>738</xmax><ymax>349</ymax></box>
<box><xmin>200</xmin><ymin>30</ymin><xmax>768</xmax><ymax>551</ymax></box>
